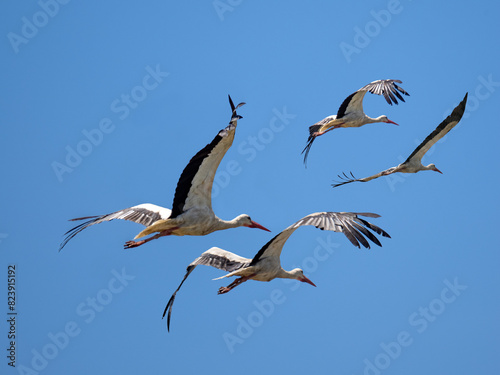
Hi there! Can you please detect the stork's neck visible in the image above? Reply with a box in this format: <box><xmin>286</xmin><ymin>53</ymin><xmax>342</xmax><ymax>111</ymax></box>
<box><xmin>218</xmin><ymin>218</ymin><xmax>243</xmax><ymax>229</ymax></box>
<box><xmin>218</xmin><ymin>215</ymin><xmax>248</xmax><ymax>229</ymax></box>
<box><xmin>367</xmin><ymin>115</ymin><xmax>386</xmax><ymax>123</ymax></box>
<box><xmin>277</xmin><ymin>268</ymin><xmax>299</xmax><ymax>280</ymax></box>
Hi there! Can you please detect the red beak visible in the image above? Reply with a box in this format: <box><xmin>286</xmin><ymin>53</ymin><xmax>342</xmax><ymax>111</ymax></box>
<box><xmin>300</xmin><ymin>275</ymin><xmax>316</xmax><ymax>287</ymax></box>
<box><xmin>434</xmin><ymin>168</ymin><xmax>443</xmax><ymax>174</ymax></box>
<box><xmin>249</xmin><ymin>220</ymin><xmax>271</xmax><ymax>232</ymax></box>
<box><xmin>386</xmin><ymin>119</ymin><xmax>399</xmax><ymax>126</ymax></box>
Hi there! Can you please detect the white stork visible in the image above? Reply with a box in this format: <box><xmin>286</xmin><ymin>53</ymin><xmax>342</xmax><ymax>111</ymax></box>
<box><xmin>332</xmin><ymin>93</ymin><xmax>468</xmax><ymax>188</ymax></box>
<box><xmin>163</xmin><ymin>211</ymin><xmax>390</xmax><ymax>331</ymax></box>
<box><xmin>60</xmin><ymin>96</ymin><xmax>270</xmax><ymax>251</ymax></box>
<box><xmin>302</xmin><ymin>79</ymin><xmax>409</xmax><ymax>165</ymax></box>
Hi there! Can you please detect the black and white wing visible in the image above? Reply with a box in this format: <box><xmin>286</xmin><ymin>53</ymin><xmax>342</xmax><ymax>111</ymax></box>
<box><xmin>358</xmin><ymin>79</ymin><xmax>409</xmax><ymax>106</ymax></box>
<box><xmin>170</xmin><ymin>95</ymin><xmax>245</xmax><ymax>217</ymax></box>
<box><xmin>250</xmin><ymin>212</ymin><xmax>391</xmax><ymax>265</ymax></box>
<box><xmin>163</xmin><ymin>247</ymin><xmax>250</xmax><ymax>331</ymax></box>
<box><xmin>336</xmin><ymin>79</ymin><xmax>409</xmax><ymax>119</ymax></box>
<box><xmin>60</xmin><ymin>203</ymin><xmax>172</xmax><ymax>251</ymax></box>
<box><xmin>302</xmin><ymin>115</ymin><xmax>337</xmax><ymax>166</ymax></box>
<box><xmin>404</xmin><ymin>93</ymin><xmax>468</xmax><ymax>164</ymax></box>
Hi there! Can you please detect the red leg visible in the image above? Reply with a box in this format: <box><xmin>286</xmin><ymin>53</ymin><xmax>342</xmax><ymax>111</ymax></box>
<box><xmin>218</xmin><ymin>274</ymin><xmax>255</xmax><ymax>295</ymax></box>
<box><xmin>124</xmin><ymin>228</ymin><xmax>177</xmax><ymax>249</ymax></box>
<box><xmin>313</xmin><ymin>125</ymin><xmax>339</xmax><ymax>137</ymax></box>
<box><xmin>322</xmin><ymin>125</ymin><xmax>342</xmax><ymax>135</ymax></box>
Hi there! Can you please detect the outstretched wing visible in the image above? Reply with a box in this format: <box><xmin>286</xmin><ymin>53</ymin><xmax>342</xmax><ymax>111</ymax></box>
<box><xmin>189</xmin><ymin>247</ymin><xmax>250</xmax><ymax>273</ymax></box>
<box><xmin>357</xmin><ymin>79</ymin><xmax>409</xmax><ymax>106</ymax></box>
<box><xmin>404</xmin><ymin>93</ymin><xmax>468</xmax><ymax>164</ymax></box>
<box><xmin>163</xmin><ymin>247</ymin><xmax>250</xmax><ymax>331</ymax></box>
<box><xmin>251</xmin><ymin>212</ymin><xmax>391</xmax><ymax>265</ymax></box>
<box><xmin>337</xmin><ymin>79</ymin><xmax>409</xmax><ymax>120</ymax></box>
<box><xmin>170</xmin><ymin>95</ymin><xmax>245</xmax><ymax>217</ymax></box>
<box><xmin>332</xmin><ymin>167</ymin><xmax>398</xmax><ymax>188</ymax></box>
<box><xmin>60</xmin><ymin>203</ymin><xmax>171</xmax><ymax>251</ymax></box>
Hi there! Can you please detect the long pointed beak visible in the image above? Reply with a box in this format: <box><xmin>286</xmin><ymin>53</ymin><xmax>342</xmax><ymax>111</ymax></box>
<box><xmin>434</xmin><ymin>168</ymin><xmax>443</xmax><ymax>174</ymax></box>
<box><xmin>249</xmin><ymin>220</ymin><xmax>271</xmax><ymax>232</ymax></box>
<box><xmin>300</xmin><ymin>275</ymin><xmax>316</xmax><ymax>287</ymax></box>
<box><xmin>386</xmin><ymin>119</ymin><xmax>399</xmax><ymax>126</ymax></box>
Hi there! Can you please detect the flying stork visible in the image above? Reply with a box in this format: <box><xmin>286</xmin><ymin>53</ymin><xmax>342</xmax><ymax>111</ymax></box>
<box><xmin>60</xmin><ymin>96</ymin><xmax>270</xmax><ymax>251</ymax></box>
<box><xmin>332</xmin><ymin>93</ymin><xmax>468</xmax><ymax>188</ymax></box>
<box><xmin>163</xmin><ymin>211</ymin><xmax>390</xmax><ymax>331</ymax></box>
<box><xmin>302</xmin><ymin>79</ymin><xmax>409</xmax><ymax>165</ymax></box>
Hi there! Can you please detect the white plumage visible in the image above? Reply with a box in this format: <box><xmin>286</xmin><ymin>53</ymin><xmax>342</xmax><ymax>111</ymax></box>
<box><xmin>302</xmin><ymin>79</ymin><xmax>409</xmax><ymax>165</ymax></box>
<box><xmin>333</xmin><ymin>93</ymin><xmax>468</xmax><ymax>188</ymax></box>
<box><xmin>163</xmin><ymin>211</ymin><xmax>391</xmax><ymax>331</ymax></box>
<box><xmin>60</xmin><ymin>96</ymin><xmax>269</xmax><ymax>251</ymax></box>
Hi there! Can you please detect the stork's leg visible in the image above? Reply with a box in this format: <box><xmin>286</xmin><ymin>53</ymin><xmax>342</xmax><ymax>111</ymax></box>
<box><xmin>124</xmin><ymin>228</ymin><xmax>178</xmax><ymax>249</ymax></box>
<box><xmin>313</xmin><ymin>125</ymin><xmax>341</xmax><ymax>137</ymax></box>
<box><xmin>322</xmin><ymin>124</ymin><xmax>342</xmax><ymax>135</ymax></box>
<box><xmin>218</xmin><ymin>274</ymin><xmax>256</xmax><ymax>295</ymax></box>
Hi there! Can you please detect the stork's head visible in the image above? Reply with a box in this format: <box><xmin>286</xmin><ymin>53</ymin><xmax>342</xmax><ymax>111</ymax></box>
<box><xmin>426</xmin><ymin>163</ymin><xmax>443</xmax><ymax>174</ymax></box>
<box><xmin>379</xmin><ymin>115</ymin><xmax>399</xmax><ymax>126</ymax></box>
<box><xmin>237</xmin><ymin>214</ymin><xmax>271</xmax><ymax>232</ymax></box>
<box><xmin>289</xmin><ymin>268</ymin><xmax>316</xmax><ymax>287</ymax></box>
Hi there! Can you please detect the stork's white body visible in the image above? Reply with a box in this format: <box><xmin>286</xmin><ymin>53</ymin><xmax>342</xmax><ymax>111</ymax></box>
<box><xmin>163</xmin><ymin>211</ymin><xmax>391</xmax><ymax>331</ymax></box>
<box><xmin>302</xmin><ymin>79</ymin><xmax>409</xmax><ymax>165</ymax></box>
<box><xmin>60</xmin><ymin>96</ymin><xmax>269</xmax><ymax>251</ymax></box>
<box><xmin>136</xmin><ymin>209</ymin><xmax>260</xmax><ymax>238</ymax></box>
<box><xmin>214</xmin><ymin>255</ymin><xmax>292</xmax><ymax>282</ymax></box>
<box><xmin>333</xmin><ymin>93</ymin><xmax>468</xmax><ymax>188</ymax></box>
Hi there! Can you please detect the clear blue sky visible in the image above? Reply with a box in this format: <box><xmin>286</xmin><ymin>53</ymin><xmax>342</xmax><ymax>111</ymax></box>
<box><xmin>1</xmin><ymin>1</ymin><xmax>499</xmax><ymax>374</ymax></box>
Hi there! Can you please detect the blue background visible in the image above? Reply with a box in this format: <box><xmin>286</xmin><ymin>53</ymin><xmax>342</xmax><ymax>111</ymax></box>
<box><xmin>1</xmin><ymin>1</ymin><xmax>499</xmax><ymax>374</ymax></box>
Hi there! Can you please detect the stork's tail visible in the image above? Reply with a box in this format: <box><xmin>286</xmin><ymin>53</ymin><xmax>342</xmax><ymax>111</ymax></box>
<box><xmin>133</xmin><ymin>219</ymin><xmax>167</xmax><ymax>239</ymax></box>
<box><xmin>212</xmin><ymin>274</ymin><xmax>230</xmax><ymax>280</ymax></box>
